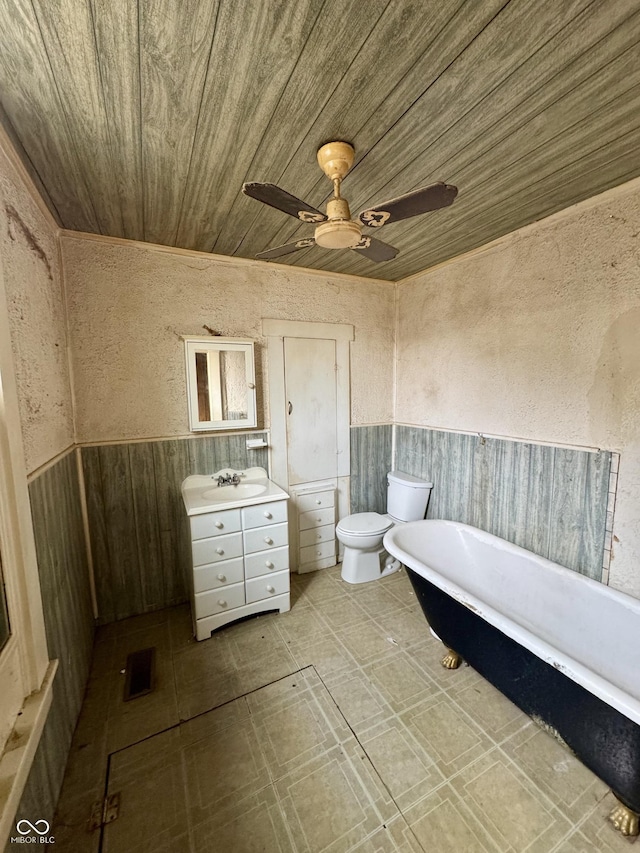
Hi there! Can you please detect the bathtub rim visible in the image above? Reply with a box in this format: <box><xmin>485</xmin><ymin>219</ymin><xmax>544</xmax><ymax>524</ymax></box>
<box><xmin>384</xmin><ymin>519</ymin><xmax>640</xmax><ymax>727</ymax></box>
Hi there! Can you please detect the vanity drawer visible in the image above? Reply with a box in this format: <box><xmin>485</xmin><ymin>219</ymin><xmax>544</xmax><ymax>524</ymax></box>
<box><xmin>245</xmin><ymin>570</ymin><xmax>289</xmax><ymax>604</ymax></box>
<box><xmin>243</xmin><ymin>522</ymin><xmax>288</xmax><ymax>554</ymax></box>
<box><xmin>244</xmin><ymin>546</ymin><xmax>289</xmax><ymax>579</ymax></box>
<box><xmin>296</xmin><ymin>489</ymin><xmax>334</xmax><ymax>514</ymax></box>
<box><xmin>193</xmin><ymin>557</ymin><xmax>244</xmax><ymax>593</ymax></box>
<box><xmin>299</xmin><ymin>524</ymin><xmax>335</xmax><ymax>549</ymax></box>
<box><xmin>299</xmin><ymin>507</ymin><xmax>335</xmax><ymax>531</ymax></box>
<box><xmin>190</xmin><ymin>509</ymin><xmax>241</xmax><ymax>540</ymax></box>
<box><xmin>242</xmin><ymin>500</ymin><xmax>288</xmax><ymax>530</ymax></box>
<box><xmin>192</xmin><ymin>532</ymin><xmax>243</xmax><ymax>567</ymax></box>
<box><xmin>194</xmin><ymin>581</ymin><xmax>245</xmax><ymax>619</ymax></box>
<box><xmin>299</xmin><ymin>538</ymin><xmax>336</xmax><ymax>567</ymax></box>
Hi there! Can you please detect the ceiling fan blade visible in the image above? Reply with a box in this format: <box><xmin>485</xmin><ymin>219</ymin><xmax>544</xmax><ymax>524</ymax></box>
<box><xmin>351</xmin><ymin>235</ymin><xmax>399</xmax><ymax>262</ymax></box>
<box><xmin>243</xmin><ymin>182</ymin><xmax>327</xmax><ymax>223</ymax></box>
<box><xmin>255</xmin><ymin>238</ymin><xmax>316</xmax><ymax>260</ymax></box>
<box><xmin>359</xmin><ymin>182</ymin><xmax>457</xmax><ymax>228</ymax></box>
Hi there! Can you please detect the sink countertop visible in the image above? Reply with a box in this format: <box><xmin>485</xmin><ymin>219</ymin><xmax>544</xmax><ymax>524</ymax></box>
<box><xmin>181</xmin><ymin>467</ymin><xmax>289</xmax><ymax>516</ymax></box>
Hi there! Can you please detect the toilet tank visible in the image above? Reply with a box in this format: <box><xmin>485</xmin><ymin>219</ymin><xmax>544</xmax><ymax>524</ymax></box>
<box><xmin>386</xmin><ymin>471</ymin><xmax>433</xmax><ymax>522</ymax></box>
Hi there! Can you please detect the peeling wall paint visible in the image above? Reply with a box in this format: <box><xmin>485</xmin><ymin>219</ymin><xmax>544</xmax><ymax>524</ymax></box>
<box><xmin>396</xmin><ymin>177</ymin><xmax>640</xmax><ymax>598</ymax></box>
<box><xmin>60</xmin><ymin>236</ymin><xmax>395</xmax><ymax>443</ymax></box>
<box><xmin>0</xmin><ymin>141</ymin><xmax>74</xmax><ymax>474</ymax></box>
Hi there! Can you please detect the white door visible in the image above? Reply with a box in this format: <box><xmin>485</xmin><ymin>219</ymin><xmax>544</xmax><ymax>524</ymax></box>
<box><xmin>284</xmin><ymin>337</ymin><xmax>337</xmax><ymax>485</ymax></box>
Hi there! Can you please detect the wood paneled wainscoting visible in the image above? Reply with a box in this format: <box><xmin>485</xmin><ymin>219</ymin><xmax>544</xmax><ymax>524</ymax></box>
<box><xmin>395</xmin><ymin>426</ymin><xmax>614</xmax><ymax>582</ymax></box>
<box><xmin>11</xmin><ymin>450</ymin><xmax>94</xmax><ymax>836</ymax></box>
<box><xmin>81</xmin><ymin>433</ymin><xmax>269</xmax><ymax>625</ymax></box>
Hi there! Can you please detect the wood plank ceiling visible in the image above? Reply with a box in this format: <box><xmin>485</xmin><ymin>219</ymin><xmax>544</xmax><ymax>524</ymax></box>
<box><xmin>1</xmin><ymin>0</ymin><xmax>639</xmax><ymax>282</ymax></box>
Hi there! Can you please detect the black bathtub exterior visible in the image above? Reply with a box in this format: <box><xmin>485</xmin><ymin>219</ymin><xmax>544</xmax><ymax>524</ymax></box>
<box><xmin>407</xmin><ymin>569</ymin><xmax>640</xmax><ymax>814</ymax></box>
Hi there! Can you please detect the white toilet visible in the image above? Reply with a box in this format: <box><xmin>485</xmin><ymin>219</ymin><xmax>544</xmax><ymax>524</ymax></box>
<box><xmin>336</xmin><ymin>471</ymin><xmax>433</xmax><ymax>584</ymax></box>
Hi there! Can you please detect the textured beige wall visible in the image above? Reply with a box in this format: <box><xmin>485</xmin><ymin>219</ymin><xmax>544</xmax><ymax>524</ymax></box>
<box><xmin>60</xmin><ymin>235</ymin><xmax>395</xmax><ymax>443</ymax></box>
<box><xmin>0</xmin><ymin>134</ymin><xmax>74</xmax><ymax>474</ymax></box>
<box><xmin>396</xmin><ymin>177</ymin><xmax>640</xmax><ymax>598</ymax></box>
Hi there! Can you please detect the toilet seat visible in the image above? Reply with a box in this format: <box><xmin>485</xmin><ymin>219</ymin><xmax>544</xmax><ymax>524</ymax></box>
<box><xmin>336</xmin><ymin>512</ymin><xmax>393</xmax><ymax>537</ymax></box>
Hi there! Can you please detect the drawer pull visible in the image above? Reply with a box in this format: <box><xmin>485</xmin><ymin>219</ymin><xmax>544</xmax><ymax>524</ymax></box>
<box><xmin>216</xmin><ymin>548</ymin><xmax>225</xmax><ymax>555</ymax></box>
<box><xmin>315</xmin><ymin>499</ymin><xmax>322</xmax><ymax>505</ymax></box>
<box><xmin>263</xmin><ymin>511</ymin><xmax>273</xmax><ymax>519</ymax></box>
<box><xmin>217</xmin><ymin>574</ymin><xmax>226</xmax><ymax>582</ymax></box>
<box><xmin>265</xmin><ymin>561</ymin><xmax>274</xmax><ymax>569</ymax></box>
<box><xmin>317</xmin><ymin>533</ymin><xmax>322</xmax><ymax>539</ymax></box>
<box><xmin>217</xmin><ymin>599</ymin><xmax>227</xmax><ymax>608</ymax></box>
<box><xmin>266</xmin><ymin>585</ymin><xmax>275</xmax><ymax>594</ymax></box>
<box><xmin>215</xmin><ymin>521</ymin><xmax>223</xmax><ymax>529</ymax></box>
<box><xmin>264</xmin><ymin>537</ymin><xmax>273</xmax><ymax>545</ymax></box>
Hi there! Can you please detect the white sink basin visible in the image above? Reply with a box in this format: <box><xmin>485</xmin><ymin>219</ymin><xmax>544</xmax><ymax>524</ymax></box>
<box><xmin>201</xmin><ymin>482</ymin><xmax>267</xmax><ymax>501</ymax></box>
<box><xmin>181</xmin><ymin>467</ymin><xmax>289</xmax><ymax>515</ymax></box>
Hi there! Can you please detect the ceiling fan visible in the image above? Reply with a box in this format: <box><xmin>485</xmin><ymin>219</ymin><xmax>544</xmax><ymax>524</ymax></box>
<box><xmin>242</xmin><ymin>141</ymin><xmax>458</xmax><ymax>263</ymax></box>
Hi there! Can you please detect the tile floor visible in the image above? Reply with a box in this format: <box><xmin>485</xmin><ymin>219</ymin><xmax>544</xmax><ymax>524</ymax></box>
<box><xmin>52</xmin><ymin>567</ymin><xmax>636</xmax><ymax>852</ymax></box>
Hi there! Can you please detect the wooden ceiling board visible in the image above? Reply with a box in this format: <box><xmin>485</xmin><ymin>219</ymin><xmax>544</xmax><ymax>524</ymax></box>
<box><xmin>210</xmin><ymin>0</ymin><xmax>392</xmax><ymax>257</ymax></box>
<box><xmin>369</xmin><ymin>53</ymin><xmax>640</xmax><ymax>278</ymax></box>
<box><xmin>1</xmin><ymin>0</ymin><xmax>640</xmax><ymax>281</ymax></box>
<box><xmin>249</xmin><ymin>0</ymin><xmax>507</xmax><ymax>261</ymax></box>
<box><xmin>356</xmin><ymin>119</ymin><xmax>640</xmax><ymax>282</ymax></box>
<box><xmin>139</xmin><ymin>0</ymin><xmax>220</xmax><ymax>246</ymax></box>
<box><xmin>91</xmin><ymin>1</ymin><xmax>143</xmax><ymax>240</ymax></box>
<box><xmin>173</xmin><ymin>2</ymin><xmax>321</xmax><ymax>251</ymax></box>
<box><xmin>33</xmin><ymin>0</ymin><xmax>126</xmax><ymax>237</ymax></box>
<box><xmin>390</xmin><ymin>157</ymin><xmax>640</xmax><ymax>281</ymax></box>
<box><xmin>317</xmin><ymin>128</ymin><xmax>640</xmax><ymax>281</ymax></box>
<box><xmin>399</xmin><ymin>119</ymin><xmax>640</xmax><ymax>275</ymax></box>
<box><xmin>279</xmin><ymin>0</ymin><xmax>597</xmax><ymax>271</ymax></box>
<box><xmin>327</xmin><ymin>0</ymin><xmax>627</xmax><ymax>232</ymax></box>
<box><xmin>287</xmin><ymin>3</ymin><xmax>640</xmax><ymax>277</ymax></box>
<box><xmin>249</xmin><ymin>0</ymin><xmax>590</xmax><ymax>268</ymax></box>
<box><xmin>362</xmin><ymin>2</ymin><xmax>640</xmax><ymax>219</ymax></box>
<box><xmin>231</xmin><ymin>0</ymin><xmax>475</xmax><ymax>259</ymax></box>
<box><xmin>0</xmin><ymin>0</ymin><xmax>99</xmax><ymax>231</ymax></box>
<box><xmin>0</xmin><ymin>101</ymin><xmax>62</xmax><ymax>226</ymax></box>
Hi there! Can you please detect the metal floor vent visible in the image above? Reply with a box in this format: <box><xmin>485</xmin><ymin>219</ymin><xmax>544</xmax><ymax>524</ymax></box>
<box><xmin>123</xmin><ymin>647</ymin><xmax>155</xmax><ymax>701</ymax></box>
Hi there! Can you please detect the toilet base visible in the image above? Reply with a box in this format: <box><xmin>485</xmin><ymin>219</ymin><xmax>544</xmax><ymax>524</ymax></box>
<box><xmin>341</xmin><ymin>545</ymin><xmax>400</xmax><ymax>584</ymax></box>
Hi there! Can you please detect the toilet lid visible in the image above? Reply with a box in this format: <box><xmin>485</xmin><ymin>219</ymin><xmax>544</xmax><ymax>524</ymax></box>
<box><xmin>337</xmin><ymin>512</ymin><xmax>393</xmax><ymax>536</ymax></box>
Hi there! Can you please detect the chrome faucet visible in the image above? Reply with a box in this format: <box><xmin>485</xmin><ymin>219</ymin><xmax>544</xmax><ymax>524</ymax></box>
<box><xmin>216</xmin><ymin>472</ymin><xmax>242</xmax><ymax>487</ymax></box>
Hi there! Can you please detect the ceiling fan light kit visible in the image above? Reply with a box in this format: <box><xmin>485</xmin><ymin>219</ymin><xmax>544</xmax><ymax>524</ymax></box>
<box><xmin>242</xmin><ymin>140</ymin><xmax>457</xmax><ymax>263</ymax></box>
<box><xmin>314</xmin><ymin>218</ymin><xmax>362</xmax><ymax>249</ymax></box>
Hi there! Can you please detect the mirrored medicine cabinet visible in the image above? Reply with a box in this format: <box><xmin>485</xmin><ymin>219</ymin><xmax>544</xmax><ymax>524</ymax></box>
<box><xmin>184</xmin><ymin>337</ymin><xmax>257</xmax><ymax>431</ymax></box>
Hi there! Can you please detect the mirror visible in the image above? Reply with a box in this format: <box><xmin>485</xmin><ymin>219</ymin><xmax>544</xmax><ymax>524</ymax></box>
<box><xmin>184</xmin><ymin>337</ymin><xmax>257</xmax><ymax>431</ymax></box>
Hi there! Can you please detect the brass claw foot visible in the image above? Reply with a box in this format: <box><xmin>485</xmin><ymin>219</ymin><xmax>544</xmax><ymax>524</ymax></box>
<box><xmin>441</xmin><ymin>649</ymin><xmax>462</xmax><ymax>669</ymax></box>
<box><xmin>608</xmin><ymin>799</ymin><xmax>640</xmax><ymax>837</ymax></box>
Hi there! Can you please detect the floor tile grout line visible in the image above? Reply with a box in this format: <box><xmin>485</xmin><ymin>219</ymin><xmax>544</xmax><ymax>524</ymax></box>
<box><xmin>492</xmin><ymin>738</ymin><xmax>609</xmax><ymax>836</ymax></box>
<box><xmin>96</xmin><ymin>751</ymin><xmax>113</xmax><ymax>853</ymax></box>
<box><xmin>309</xmin><ymin>664</ymin><xmax>430</xmax><ymax>853</ymax></box>
<box><xmin>104</xmin><ymin>664</ymin><xmax>318</xmax><ymax>759</ymax></box>
<box><xmin>441</xmin><ymin>681</ymin><xmax>534</xmax><ymax>751</ymax></box>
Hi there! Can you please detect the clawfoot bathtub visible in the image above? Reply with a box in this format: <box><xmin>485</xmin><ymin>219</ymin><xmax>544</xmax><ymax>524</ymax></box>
<box><xmin>384</xmin><ymin>519</ymin><xmax>640</xmax><ymax>837</ymax></box>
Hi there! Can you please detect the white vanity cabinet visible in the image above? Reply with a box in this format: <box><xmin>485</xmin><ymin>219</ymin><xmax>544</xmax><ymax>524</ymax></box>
<box><xmin>290</xmin><ymin>482</ymin><xmax>337</xmax><ymax>573</ymax></box>
<box><xmin>188</xmin><ymin>497</ymin><xmax>290</xmax><ymax>640</ymax></box>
